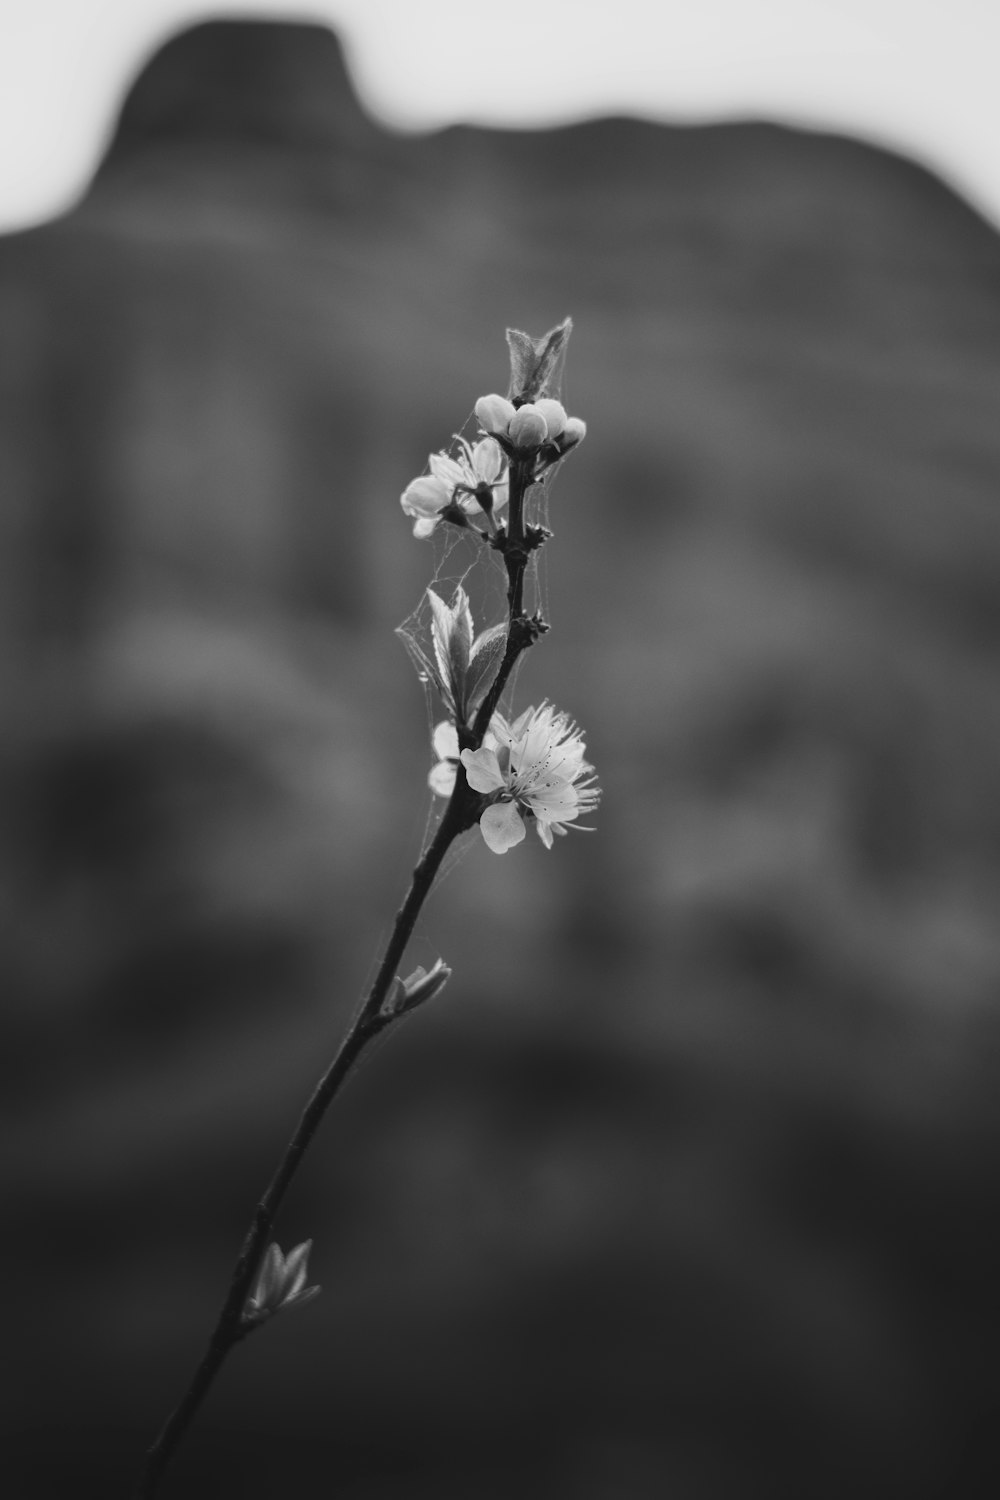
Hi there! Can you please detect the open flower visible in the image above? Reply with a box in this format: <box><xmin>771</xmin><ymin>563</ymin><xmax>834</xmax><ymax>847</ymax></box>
<box><xmin>400</xmin><ymin>436</ymin><xmax>508</xmax><ymax>538</ymax></box>
<box><xmin>460</xmin><ymin>702</ymin><xmax>600</xmax><ymax>853</ymax></box>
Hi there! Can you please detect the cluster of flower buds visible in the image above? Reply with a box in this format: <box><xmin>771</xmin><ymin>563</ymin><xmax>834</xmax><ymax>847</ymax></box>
<box><xmin>242</xmin><ymin>1241</ymin><xmax>320</xmax><ymax>1330</ymax></box>
<box><xmin>399</xmin><ymin>395</ymin><xmax>585</xmax><ymax>539</ymax></box>
<box><xmin>474</xmin><ymin>394</ymin><xmax>586</xmax><ymax>456</ymax></box>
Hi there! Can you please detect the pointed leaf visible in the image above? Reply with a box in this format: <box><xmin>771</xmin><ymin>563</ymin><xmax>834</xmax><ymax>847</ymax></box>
<box><xmin>506</xmin><ymin>318</ymin><xmax>573</xmax><ymax>404</ymax></box>
<box><xmin>395</xmin><ymin>624</ymin><xmax>450</xmax><ymax>710</ymax></box>
<box><xmin>447</xmin><ymin>588</ymin><xmax>473</xmax><ymax>707</ymax></box>
<box><xmin>465</xmin><ymin>624</ymin><xmax>507</xmax><ymax>711</ymax></box>
<box><xmin>253</xmin><ymin>1243</ymin><xmax>283</xmax><ymax>1308</ymax></box>
<box><xmin>432</xmin><ymin>721</ymin><xmax>459</xmax><ymax>761</ymax></box>
<box><xmin>282</xmin><ymin>1240</ymin><xmax>313</xmax><ymax>1299</ymax></box>
<box><xmin>285</xmin><ymin>1284</ymin><xmax>322</xmax><ymax>1312</ymax></box>
<box><xmin>427</xmin><ymin>588</ymin><xmax>455</xmax><ymax>690</ymax></box>
<box><xmin>428</xmin><ymin>587</ymin><xmax>474</xmax><ymax>720</ymax></box>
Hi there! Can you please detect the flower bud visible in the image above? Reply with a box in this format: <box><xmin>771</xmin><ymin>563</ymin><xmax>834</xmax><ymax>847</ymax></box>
<box><xmin>559</xmin><ymin>416</ymin><xmax>587</xmax><ymax>449</ymax></box>
<box><xmin>475</xmin><ymin>393</ymin><xmax>516</xmax><ymax>436</ymax></box>
<box><xmin>508</xmin><ymin>403</ymin><xmax>549</xmax><ymax>449</ymax></box>
<box><xmin>381</xmin><ymin>958</ymin><xmax>452</xmax><ymax>1018</ymax></box>
<box><xmin>533</xmin><ymin>398</ymin><xmax>567</xmax><ymax>440</ymax></box>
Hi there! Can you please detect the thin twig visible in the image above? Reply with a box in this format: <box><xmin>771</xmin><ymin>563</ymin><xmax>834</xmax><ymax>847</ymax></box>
<box><xmin>470</xmin><ymin>454</ymin><xmax>543</xmax><ymax>744</ymax></box>
<box><xmin>136</xmin><ymin>407</ymin><xmax>553</xmax><ymax>1498</ymax></box>
<box><xmin>134</xmin><ymin>791</ymin><xmax>472</xmax><ymax>1497</ymax></box>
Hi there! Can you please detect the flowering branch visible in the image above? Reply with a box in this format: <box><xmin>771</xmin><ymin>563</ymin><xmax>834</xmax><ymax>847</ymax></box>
<box><xmin>135</xmin><ymin>320</ymin><xmax>598</xmax><ymax>1494</ymax></box>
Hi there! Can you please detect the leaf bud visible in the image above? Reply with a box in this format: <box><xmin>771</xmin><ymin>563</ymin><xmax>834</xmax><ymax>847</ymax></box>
<box><xmin>381</xmin><ymin>958</ymin><xmax>452</xmax><ymax>1019</ymax></box>
<box><xmin>243</xmin><ymin>1240</ymin><xmax>321</xmax><ymax>1328</ymax></box>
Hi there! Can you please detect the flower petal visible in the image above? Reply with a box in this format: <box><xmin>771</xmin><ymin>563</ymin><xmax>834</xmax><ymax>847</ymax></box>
<box><xmin>460</xmin><ymin>747</ymin><xmax>506</xmax><ymax>794</ymax></box>
<box><xmin>401</xmin><ymin>475</ymin><xmax>451</xmax><ymax>518</ymax></box>
<box><xmin>284</xmin><ymin>1284</ymin><xmax>321</xmax><ymax>1312</ymax></box>
<box><xmin>471</xmin><ymin>436</ymin><xmax>504</xmax><ymax>484</ymax></box>
<box><xmin>432</xmin><ymin>721</ymin><xmax>459</xmax><ymax>761</ymax></box>
<box><xmin>480</xmin><ymin>802</ymin><xmax>526</xmax><ymax>854</ymax></box>
<box><xmin>428</xmin><ymin>452</ymin><xmax>464</xmax><ymax>488</ymax></box>
<box><xmin>528</xmin><ymin>780</ymin><xmax>580</xmax><ymax>820</ymax></box>
<box><xmin>428</xmin><ymin>760</ymin><xmax>457</xmax><ymax>797</ymax></box>
<box><xmin>282</xmin><ymin>1240</ymin><xmax>313</xmax><ymax>1299</ymax></box>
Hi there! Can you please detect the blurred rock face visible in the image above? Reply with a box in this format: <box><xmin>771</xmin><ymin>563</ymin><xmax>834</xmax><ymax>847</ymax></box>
<box><xmin>4</xmin><ymin>19</ymin><xmax>1000</xmax><ymax>1500</ymax></box>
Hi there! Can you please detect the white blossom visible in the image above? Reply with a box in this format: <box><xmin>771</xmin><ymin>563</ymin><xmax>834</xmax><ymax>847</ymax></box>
<box><xmin>400</xmin><ymin>437</ymin><xmax>508</xmax><ymax>538</ymax></box>
<box><xmin>460</xmin><ymin>702</ymin><xmax>600</xmax><ymax>854</ymax></box>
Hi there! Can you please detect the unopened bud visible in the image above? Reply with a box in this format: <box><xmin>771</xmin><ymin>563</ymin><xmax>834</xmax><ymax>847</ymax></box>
<box><xmin>508</xmin><ymin>404</ymin><xmax>549</xmax><ymax>449</ymax></box>
<box><xmin>243</xmin><ymin>1240</ymin><xmax>321</xmax><ymax>1328</ymax></box>
<box><xmin>475</xmin><ymin>393</ymin><xmax>516</xmax><ymax>436</ymax></box>
<box><xmin>381</xmin><ymin>957</ymin><xmax>452</xmax><ymax>1018</ymax></box>
<box><xmin>559</xmin><ymin>416</ymin><xmax>587</xmax><ymax>449</ymax></box>
<box><xmin>534</xmin><ymin>398</ymin><xmax>567</xmax><ymax>440</ymax></box>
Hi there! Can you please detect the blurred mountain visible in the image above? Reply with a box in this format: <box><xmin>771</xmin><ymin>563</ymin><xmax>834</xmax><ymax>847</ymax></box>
<box><xmin>3</xmin><ymin>18</ymin><xmax>1000</xmax><ymax>1500</ymax></box>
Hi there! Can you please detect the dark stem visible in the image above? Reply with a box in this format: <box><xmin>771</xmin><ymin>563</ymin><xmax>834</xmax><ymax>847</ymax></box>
<box><xmin>136</xmin><ymin>447</ymin><xmax>550</xmax><ymax>1497</ymax></box>
<box><xmin>134</xmin><ymin>790</ymin><xmax>473</xmax><ymax>1498</ymax></box>
<box><xmin>469</xmin><ymin>454</ymin><xmax>541</xmax><ymax>745</ymax></box>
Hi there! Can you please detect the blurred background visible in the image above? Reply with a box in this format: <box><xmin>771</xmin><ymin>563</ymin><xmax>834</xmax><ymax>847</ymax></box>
<box><xmin>4</xmin><ymin>8</ymin><xmax>1000</xmax><ymax>1499</ymax></box>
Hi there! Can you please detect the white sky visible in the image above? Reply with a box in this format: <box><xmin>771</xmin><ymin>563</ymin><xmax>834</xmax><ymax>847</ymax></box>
<box><xmin>1</xmin><ymin>0</ymin><xmax>999</xmax><ymax>232</ymax></box>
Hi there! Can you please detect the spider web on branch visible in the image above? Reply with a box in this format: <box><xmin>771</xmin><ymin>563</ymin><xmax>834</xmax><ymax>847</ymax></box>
<box><xmin>395</xmin><ymin>400</ymin><xmax>575</xmax><ymax>872</ymax></box>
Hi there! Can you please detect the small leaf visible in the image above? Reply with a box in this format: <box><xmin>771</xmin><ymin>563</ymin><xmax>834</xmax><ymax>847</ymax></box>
<box><xmin>396</xmin><ymin>624</ymin><xmax>451</xmax><ymax>712</ymax></box>
<box><xmin>447</xmin><ymin>589</ymin><xmax>473</xmax><ymax>704</ymax></box>
<box><xmin>427</xmin><ymin>588</ymin><xmax>454</xmax><ymax>689</ymax></box>
<box><xmin>253</xmin><ymin>1244</ymin><xmax>283</xmax><ymax>1308</ymax></box>
<box><xmin>465</xmin><ymin>624</ymin><xmax>507</xmax><ymax>711</ymax></box>
<box><xmin>428</xmin><ymin>587</ymin><xmax>473</xmax><ymax>721</ymax></box>
<box><xmin>506</xmin><ymin>318</ymin><xmax>573</xmax><ymax>404</ymax></box>
<box><xmin>282</xmin><ymin>1240</ymin><xmax>313</xmax><ymax>1299</ymax></box>
<box><xmin>284</xmin><ymin>1284</ymin><xmax>321</xmax><ymax>1313</ymax></box>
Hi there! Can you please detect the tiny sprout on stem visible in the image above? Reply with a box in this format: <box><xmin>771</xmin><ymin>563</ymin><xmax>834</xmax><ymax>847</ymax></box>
<box><xmin>242</xmin><ymin>1240</ymin><xmax>321</xmax><ymax>1330</ymax></box>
